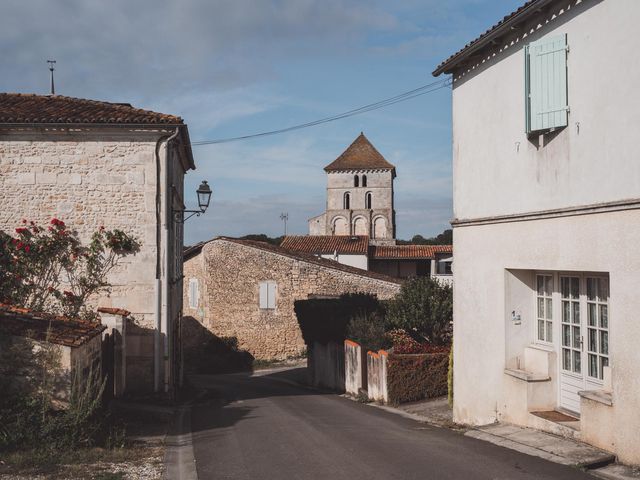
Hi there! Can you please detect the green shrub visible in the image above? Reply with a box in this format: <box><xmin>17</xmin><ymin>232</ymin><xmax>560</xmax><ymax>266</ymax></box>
<box><xmin>387</xmin><ymin>352</ymin><xmax>450</xmax><ymax>404</ymax></box>
<box><xmin>385</xmin><ymin>277</ymin><xmax>452</xmax><ymax>346</ymax></box>
<box><xmin>346</xmin><ymin>310</ymin><xmax>391</xmax><ymax>352</ymax></box>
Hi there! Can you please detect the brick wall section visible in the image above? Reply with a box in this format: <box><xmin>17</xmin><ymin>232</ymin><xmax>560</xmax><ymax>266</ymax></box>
<box><xmin>183</xmin><ymin>239</ymin><xmax>401</xmax><ymax>360</ymax></box>
<box><xmin>0</xmin><ymin>134</ymin><xmax>159</xmax><ymax>327</ymax></box>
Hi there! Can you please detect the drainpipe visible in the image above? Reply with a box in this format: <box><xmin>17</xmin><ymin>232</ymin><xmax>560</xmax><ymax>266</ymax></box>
<box><xmin>154</xmin><ymin>127</ymin><xmax>180</xmax><ymax>393</ymax></box>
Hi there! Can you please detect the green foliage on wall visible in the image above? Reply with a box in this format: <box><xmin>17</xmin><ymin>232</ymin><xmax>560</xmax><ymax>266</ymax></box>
<box><xmin>387</xmin><ymin>352</ymin><xmax>450</xmax><ymax>404</ymax></box>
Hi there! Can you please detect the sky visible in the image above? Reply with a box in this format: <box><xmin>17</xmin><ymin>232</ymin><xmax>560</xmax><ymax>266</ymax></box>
<box><xmin>1</xmin><ymin>0</ymin><xmax>525</xmax><ymax>244</ymax></box>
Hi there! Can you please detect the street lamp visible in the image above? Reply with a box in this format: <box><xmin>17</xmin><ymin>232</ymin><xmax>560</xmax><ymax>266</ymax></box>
<box><xmin>175</xmin><ymin>180</ymin><xmax>212</xmax><ymax>222</ymax></box>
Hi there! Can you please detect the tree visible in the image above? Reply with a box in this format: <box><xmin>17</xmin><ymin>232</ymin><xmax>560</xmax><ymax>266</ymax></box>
<box><xmin>0</xmin><ymin>218</ymin><xmax>139</xmax><ymax>320</ymax></box>
<box><xmin>396</xmin><ymin>229</ymin><xmax>452</xmax><ymax>246</ymax></box>
<box><xmin>385</xmin><ymin>277</ymin><xmax>453</xmax><ymax>346</ymax></box>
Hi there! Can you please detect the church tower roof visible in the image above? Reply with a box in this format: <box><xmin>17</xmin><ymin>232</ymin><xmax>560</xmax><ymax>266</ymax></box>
<box><xmin>324</xmin><ymin>133</ymin><xmax>396</xmax><ymax>175</ymax></box>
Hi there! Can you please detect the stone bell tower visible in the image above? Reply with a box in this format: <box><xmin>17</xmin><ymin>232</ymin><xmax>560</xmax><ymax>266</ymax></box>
<box><xmin>308</xmin><ymin>133</ymin><xmax>396</xmax><ymax>245</ymax></box>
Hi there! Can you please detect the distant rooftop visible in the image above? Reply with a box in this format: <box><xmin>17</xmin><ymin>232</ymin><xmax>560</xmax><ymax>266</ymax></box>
<box><xmin>281</xmin><ymin>235</ymin><xmax>369</xmax><ymax>255</ymax></box>
<box><xmin>370</xmin><ymin>244</ymin><xmax>452</xmax><ymax>260</ymax></box>
<box><xmin>324</xmin><ymin>133</ymin><xmax>396</xmax><ymax>174</ymax></box>
<box><xmin>0</xmin><ymin>93</ymin><xmax>184</xmax><ymax>125</ymax></box>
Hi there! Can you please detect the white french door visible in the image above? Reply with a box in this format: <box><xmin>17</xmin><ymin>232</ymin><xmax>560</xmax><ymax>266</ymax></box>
<box><xmin>557</xmin><ymin>274</ymin><xmax>610</xmax><ymax>414</ymax></box>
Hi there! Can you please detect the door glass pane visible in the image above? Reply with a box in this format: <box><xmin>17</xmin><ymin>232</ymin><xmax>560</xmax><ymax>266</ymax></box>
<box><xmin>546</xmin><ymin>321</ymin><xmax>553</xmax><ymax>343</ymax></box>
<box><xmin>563</xmin><ymin>349</ymin><xmax>571</xmax><ymax>370</ymax></box>
<box><xmin>562</xmin><ymin>325</ymin><xmax>571</xmax><ymax>347</ymax></box>
<box><xmin>572</xmin><ymin>302</ymin><xmax>580</xmax><ymax>324</ymax></box>
<box><xmin>537</xmin><ymin>275</ymin><xmax>544</xmax><ymax>295</ymax></box>
<box><xmin>598</xmin><ymin>279</ymin><xmax>609</xmax><ymax>302</ymax></box>
<box><xmin>588</xmin><ymin>303</ymin><xmax>597</xmax><ymax>326</ymax></box>
<box><xmin>589</xmin><ymin>354</ymin><xmax>598</xmax><ymax>378</ymax></box>
<box><xmin>588</xmin><ymin>329</ymin><xmax>597</xmax><ymax>352</ymax></box>
<box><xmin>562</xmin><ymin>301</ymin><xmax>570</xmax><ymax>322</ymax></box>
<box><xmin>573</xmin><ymin>350</ymin><xmax>581</xmax><ymax>373</ymax></box>
<box><xmin>537</xmin><ymin>298</ymin><xmax>544</xmax><ymax>318</ymax></box>
<box><xmin>600</xmin><ymin>356</ymin><xmax>609</xmax><ymax>379</ymax></box>
<box><xmin>571</xmin><ymin>278</ymin><xmax>579</xmax><ymax>299</ymax></box>
<box><xmin>545</xmin><ymin>299</ymin><xmax>552</xmax><ymax>319</ymax></box>
<box><xmin>545</xmin><ymin>276</ymin><xmax>553</xmax><ymax>296</ymax></box>
<box><xmin>561</xmin><ymin>277</ymin><xmax>570</xmax><ymax>298</ymax></box>
<box><xmin>587</xmin><ymin>278</ymin><xmax>596</xmax><ymax>301</ymax></box>
<box><xmin>600</xmin><ymin>331</ymin><xmax>609</xmax><ymax>355</ymax></box>
<box><xmin>599</xmin><ymin>305</ymin><xmax>608</xmax><ymax>328</ymax></box>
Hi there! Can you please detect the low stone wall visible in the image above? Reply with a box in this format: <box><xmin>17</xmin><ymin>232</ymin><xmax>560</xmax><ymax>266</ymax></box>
<box><xmin>308</xmin><ymin>341</ymin><xmax>345</xmax><ymax>391</ymax></box>
<box><xmin>367</xmin><ymin>350</ymin><xmax>388</xmax><ymax>403</ymax></box>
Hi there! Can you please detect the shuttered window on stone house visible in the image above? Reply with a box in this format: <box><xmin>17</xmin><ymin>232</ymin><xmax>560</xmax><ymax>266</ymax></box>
<box><xmin>525</xmin><ymin>34</ymin><xmax>569</xmax><ymax>134</ymax></box>
<box><xmin>259</xmin><ymin>281</ymin><xmax>277</xmax><ymax>310</ymax></box>
<box><xmin>188</xmin><ymin>278</ymin><xmax>199</xmax><ymax>309</ymax></box>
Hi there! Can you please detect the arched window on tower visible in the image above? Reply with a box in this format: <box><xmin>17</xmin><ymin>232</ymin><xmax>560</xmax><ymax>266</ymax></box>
<box><xmin>354</xmin><ymin>175</ymin><xmax>359</xmax><ymax>187</ymax></box>
<box><xmin>344</xmin><ymin>192</ymin><xmax>350</xmax><ymax>210</ymax></box>
<box><xmin>366</xmin><ymin>192</ymin><xmax>372</xmax><ymax>209</ymax></box>
<box><xmin>362</xmin><ymin>175</ymin><xmax>367</xmax><ymax>187</ymax></box>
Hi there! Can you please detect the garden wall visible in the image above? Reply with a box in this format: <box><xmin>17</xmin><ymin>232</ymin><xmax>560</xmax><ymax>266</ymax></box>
<box><xmin>344</xmin><ymin>340</ymin><xmax>367</xmax><ymax>396</ymax></box>
<box><xmin>386</xmin><ymin>352</ymin><xmax>449</xmax><ymax>404</ymax></box>
<box><xmin>308</xmin><ymin>341</ymin><xmax>345</xmax><ymax>392</ymax></box>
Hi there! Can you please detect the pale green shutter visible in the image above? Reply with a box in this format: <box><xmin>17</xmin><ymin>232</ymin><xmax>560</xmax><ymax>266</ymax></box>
<box><xmin>525</xmin><ymin>34</ymin><xmax>568</xmax><ymax>133</ymax></box>
<box><xmin>259</xmin><ymin>282</ymin><xmax>268</xmax><ymax>309</ymax></box>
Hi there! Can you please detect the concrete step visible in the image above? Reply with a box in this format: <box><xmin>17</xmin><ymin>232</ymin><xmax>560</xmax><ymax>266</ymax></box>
<box><xmin>465</xmin><ymin>423</ymin><xmax>616</xmax><ymax>469</ymax></box>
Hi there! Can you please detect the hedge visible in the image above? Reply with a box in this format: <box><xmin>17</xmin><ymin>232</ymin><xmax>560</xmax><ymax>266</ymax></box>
<box><xmin>387</xmin><ymin>351</ymin><xmax>450</xmax><ymax>404</ymax></box>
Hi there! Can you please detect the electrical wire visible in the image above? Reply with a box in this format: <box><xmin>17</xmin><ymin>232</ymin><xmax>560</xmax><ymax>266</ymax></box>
<box><xmin>191</xmin><ymin>77</ymin><xmax>452</xmax><ymax>146</ymax></box>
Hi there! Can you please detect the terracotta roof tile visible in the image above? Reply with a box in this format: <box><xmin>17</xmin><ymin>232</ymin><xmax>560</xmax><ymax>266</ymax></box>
<box><xmin>324</xmin><ymin>133</ymin><xmax>395</xmax><ymax>173</ymax></box>
<box><xmin>281</xmin><ymin>235</ymin><xmax>369</xmax><ymax>255</ymax></box>
<box><xmin>0</xmin><ymin>93</ymin><xmax>183</xmax><ymax>125</ymax></box>
<box><xmin>433</xmin><ymin>0</ymin><xmax>552</xmax><ymax>76</ymax></box>
<box><xmin>371</xmin><ymin>244</ymin><xmax>452</xmax><ymax>260</ymax></box>
<box><xmin>0</xmin><ymin>303</ymin><xmax>107</xmax><ymax>347</ymax></box>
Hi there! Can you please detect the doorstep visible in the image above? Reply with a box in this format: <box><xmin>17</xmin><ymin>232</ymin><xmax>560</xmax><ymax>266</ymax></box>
<box><xmin>465</xmin><ymin>423</ymin><xmax>616</xmax><ymax>469</ymax></box>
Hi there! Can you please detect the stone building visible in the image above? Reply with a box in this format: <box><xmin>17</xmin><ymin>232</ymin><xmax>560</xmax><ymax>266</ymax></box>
<box><xmin>309</xmin><ymin>133</ymin><xmax>396</xmax><ymax>244</ymax></box>
<box><xmin>0</xmin><ymin>93</ymin><xmax>196</xmax><ymax>394</ymax></box>
<box><xmin>183</xmin><ymin>237</ymin><xmax>401</xmax><ymax>360</ymax></box>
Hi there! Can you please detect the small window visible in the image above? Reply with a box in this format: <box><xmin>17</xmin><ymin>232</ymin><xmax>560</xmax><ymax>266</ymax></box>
<box><xmin>259</xmin><ymin>281</ymin><xmax>277</xmax><ymax>310</ymax></box>
<box><xmin>354</xmin><ymin>175</ymin><xmax>359</xmax><ymax>187</ymax></box>
<box><xmin>344</xmin><ymin>192</ymin><xmax>350</xmax><ymax>210</ymax></box>
<box><xmin>362</xmin><ymin>175</ymin><xmax>367</xmax><ymax>187</ymax></box>
<box><xmin>536</xmin><ymin>274</ymin><xmax>553</xmax><ymax>343</ymax></box>
<box><xmin>525</xmin><ymin>34</ymin><xmax>569</xmax><ymax>134</ymax></box>
<box><xmin>365</xmin><ymin>192</ymin><xmax>372</xmax><ymax>209</ymax></box>
<box><xmin>437</xmin><ymin>261</ymin><xmax>452</xmax><ymax>275</ymax></box>
<box><xmin>188</xmin><ymin>278</ymin><xmax>199</xmax><ymax>309</ymax></box>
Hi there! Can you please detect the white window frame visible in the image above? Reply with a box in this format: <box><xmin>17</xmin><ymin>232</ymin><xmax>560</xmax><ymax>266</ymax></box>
<box><xmin>259</xmin><ymin>281</ymin><xmax>277</xmax><ymax>310</ymax></box>
<box><xmin>188</xmin><ymin>278</ymin><xmax>199</xmax><ymax>309</ymax></box>
<box><xmin>534</xmin><ymin>273</ymin><xmax>554</xmax><ymax>345</ymax></box>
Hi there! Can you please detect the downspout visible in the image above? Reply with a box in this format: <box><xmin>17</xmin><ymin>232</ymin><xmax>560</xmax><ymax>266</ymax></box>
<box><xmin>154</xmin><ymin>127</ymin><xmax>180</xmax><ymax>393</ymax></box>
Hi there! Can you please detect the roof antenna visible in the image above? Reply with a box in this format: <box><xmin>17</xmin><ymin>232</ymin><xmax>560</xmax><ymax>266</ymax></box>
<box><xmin>47</xmin><ymin>60</ymin><xmax>56</xmax><ymax>95</ymax></box>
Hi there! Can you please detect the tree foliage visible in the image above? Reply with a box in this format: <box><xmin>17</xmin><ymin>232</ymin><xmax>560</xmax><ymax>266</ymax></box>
<box><xmin>0</xmin><ymin>218</ymin><xmax>139</xmax><ymax>320</ymax></box>
<box><xmin>397</xmin><ymin>229</ymin><xmax>452</xmax><ymax>245</ymax></box>
<box><xmin>385</xmin><ymin>277</ymin><xmax>453</xmax><ymax>346</ymax></box>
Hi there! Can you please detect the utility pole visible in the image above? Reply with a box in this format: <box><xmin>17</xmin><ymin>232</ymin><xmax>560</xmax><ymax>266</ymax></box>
<box><xmin>279</xmin><ymin>212</ymin><xmax>289</xmax><ymax>236</ymax></box>
<box><xmin>47</xmin><ymin>60</ymin><xmax>56</xmax><ymax>95</ymax></box>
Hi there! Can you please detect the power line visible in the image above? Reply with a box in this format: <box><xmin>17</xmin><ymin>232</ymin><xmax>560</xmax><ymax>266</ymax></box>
<box><xmin>191</xmin><ymin>78</ymin><xmax>451</xmax><ymax>146</ymax></box>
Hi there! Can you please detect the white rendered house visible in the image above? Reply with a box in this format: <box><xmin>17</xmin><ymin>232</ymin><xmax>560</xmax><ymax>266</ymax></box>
<box><xmin>434</xmin><ymin>0</ymin><xmax>640</xmax><ymax>465</ymax></box>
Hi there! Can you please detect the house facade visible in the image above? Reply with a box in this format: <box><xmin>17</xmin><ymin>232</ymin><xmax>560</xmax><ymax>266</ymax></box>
<box><xmin>0</xmin><ymin>94</ymin><xmax>195</xmax><ymax>394</ymax></box>
<box><xmin>434</xmin><ymin>0</ymin><xmax>640</xmax><ymax>464</ymax></box>
<box><xmin>183</xmin><ymin>237</ymin><xmax>401</xmax><ymax>360</ymax></box>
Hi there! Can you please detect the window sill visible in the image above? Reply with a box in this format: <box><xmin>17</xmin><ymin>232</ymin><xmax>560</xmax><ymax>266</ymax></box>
<box><xmin>504</xmin><ymin>368</ymin><xmax>550</xmax><ymax>383</ymax></box>
<box><xmin>529</xmin><ymin>343</ymin><xmax>554</xmax><ymax>353</ymax></box>
<box><xmin>578</xmin><ymin>390</ymin><xmax>613</xmax><ymax>407</ymax></box>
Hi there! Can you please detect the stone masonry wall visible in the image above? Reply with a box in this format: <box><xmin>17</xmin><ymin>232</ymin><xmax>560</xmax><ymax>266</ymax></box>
<box><xmin>0</xmin><ymin>133</ymin><xmax>161</xmax><ymax>328</ymax></box>
<box><xmin>183</xmin><ymin>239</ymin><xmax>401</xmax><ymax>360</ymax></box>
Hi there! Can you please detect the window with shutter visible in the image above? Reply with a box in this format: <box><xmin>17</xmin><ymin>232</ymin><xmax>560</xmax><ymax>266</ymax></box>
<box><xmin>259</xmin><ymin>281</ymin><xmax>277</xmax><ymax>309</ymax></box>
<box><xmin>525</xmin><ymin>34</ymin><xmax>569</xmax><ymax>134</ymax></box>
<box><xmin>189</xmin><ymin>278</ymin><xmax>199</xmax><ymax>309</ymax></box>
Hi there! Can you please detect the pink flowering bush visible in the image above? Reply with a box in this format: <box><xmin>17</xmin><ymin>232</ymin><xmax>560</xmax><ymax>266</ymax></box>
<box><xmin>0</xmin><ymin>218</ymin><xmax>139</xmax><ymax>320</ymax></box>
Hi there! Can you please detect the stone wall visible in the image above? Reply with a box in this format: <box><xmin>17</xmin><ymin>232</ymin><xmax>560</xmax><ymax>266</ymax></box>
<box><xmin>183</xmin><ymin>239</ymin><xmax>401</xmax><ymax>360</ymax></box>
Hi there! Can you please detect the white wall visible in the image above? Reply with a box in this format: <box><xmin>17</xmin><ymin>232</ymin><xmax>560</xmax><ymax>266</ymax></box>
<box><xmin>319</xmin><ymin>253</ymin><xmax>368</xmax><ymax>271</ymax></box>
<box><xmin>452</xmin><ymin>0</ymin><xmax>640</xmax><ymax>221</ymax></box>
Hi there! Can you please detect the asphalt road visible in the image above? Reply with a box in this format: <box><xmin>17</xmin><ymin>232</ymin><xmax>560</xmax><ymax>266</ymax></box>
<box><xmin>185</xmin><ymin>368</ymin><xmax>592</xmax><ymax>480</ymax></box>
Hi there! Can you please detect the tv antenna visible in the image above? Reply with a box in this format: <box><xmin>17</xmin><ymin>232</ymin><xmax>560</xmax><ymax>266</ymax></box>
<box><xmin>279</xmin><ymin>212</ymin><xmax>289</xmax><ymax>236</ymax></box>
<box><xmin>47</xmin><ymin>60</ymin><xmax>56</xmax><ymax>95</ymax></box>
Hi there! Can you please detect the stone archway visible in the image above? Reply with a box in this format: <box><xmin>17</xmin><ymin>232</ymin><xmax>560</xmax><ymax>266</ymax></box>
<box><xmin>373</xmin><ymin>217</ymin><xmax>387</xmax><ymax>239</ymax></box>
<box><xmin>333</xmin><ymin>216</ymin><xmax>349</xmax><ymax>235</ymax></box>
<box><xmin>353</xmin><ymin>217</ymin><xmax>367</xmax><ymax>236</ymax></box>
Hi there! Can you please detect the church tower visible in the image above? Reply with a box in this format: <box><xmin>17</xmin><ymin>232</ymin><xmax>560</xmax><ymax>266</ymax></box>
<box><xmin>308</xmin><ymin>133</ymin><xmax>396</xmax><ymax>245</ymax></box>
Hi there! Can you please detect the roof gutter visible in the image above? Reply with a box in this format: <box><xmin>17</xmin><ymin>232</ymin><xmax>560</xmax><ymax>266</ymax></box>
<box><xmin>432</xmin><ymin>0</ymin><xmax>555</xmax><ymax>76</ymax></box>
